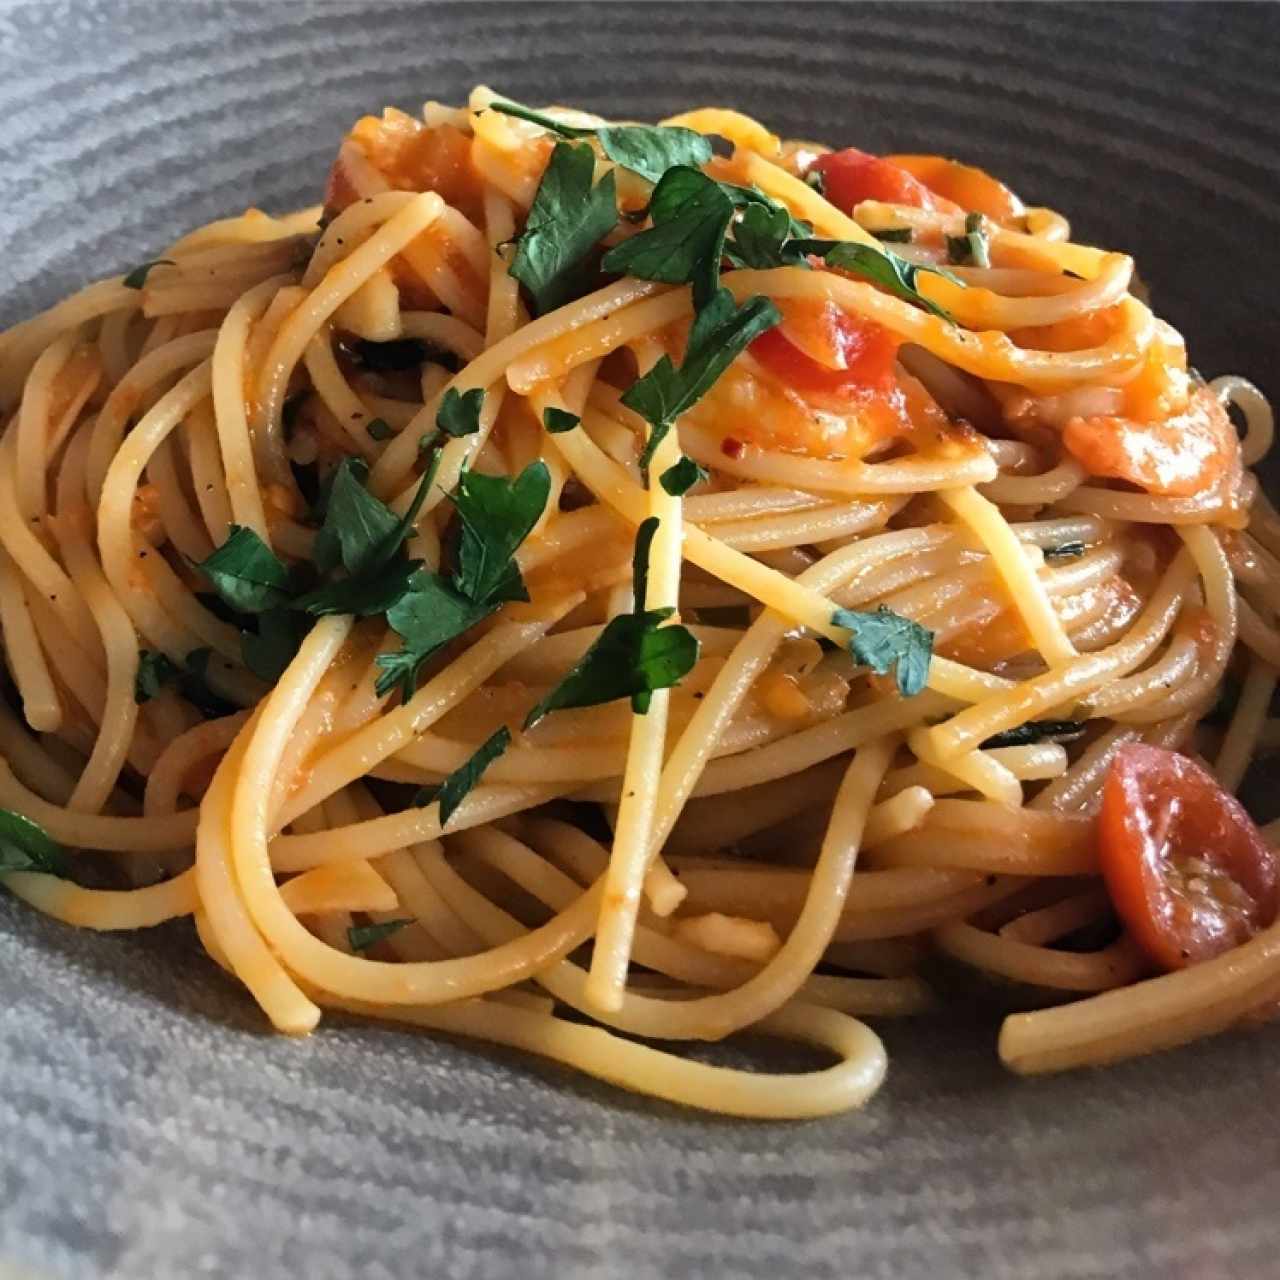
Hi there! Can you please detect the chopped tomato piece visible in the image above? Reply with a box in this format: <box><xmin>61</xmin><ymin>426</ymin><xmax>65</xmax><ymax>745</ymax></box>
<box><xmin>1062</xmin><ymin>386</ymin><xmax>1239</xmax><ymax>497</ymax></box>
<box><xmin>808</xmin><ymin>148</ymin><xmax>940</xmax><ymax>212</ymax></box>
<box><xmin>749</xmin><ymin>303</ymin><xmax>900</xmax><ymax>396</ymax></box>
<box><xmin>1100</xmin><ymin>743</ymin><xmax>1280</xmax><ymax>970</ymax></box>
<box><xmin>886</xmin><ymin>154</ymin><xmax>1024</xmax><ymax>222</ymax></box>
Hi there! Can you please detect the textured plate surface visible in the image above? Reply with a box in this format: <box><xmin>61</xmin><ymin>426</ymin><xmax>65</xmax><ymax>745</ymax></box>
<box><xmin>2</xmin><ymin>3</ymin><xmax>1280</xmax><ymax>1277</ymax></box>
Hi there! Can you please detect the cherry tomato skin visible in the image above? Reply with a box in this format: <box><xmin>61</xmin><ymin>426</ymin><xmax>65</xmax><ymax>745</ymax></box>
<box><xmin>808</xmin><ymin>148</ymin><xmax>938</xmax><ymax>213</ymax></box>
<box><xmin>749</xmin><ymin>309</ymin><xmax>899</xmax><ymax>397</ymax></box>
<box><xmin>1099</xmin><ymin>743</ymin><xmax>1280</xmax><ymax>970</ymax></box>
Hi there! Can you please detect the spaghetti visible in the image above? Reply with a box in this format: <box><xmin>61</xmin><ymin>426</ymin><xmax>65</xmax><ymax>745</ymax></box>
<box><xmin>0</xmin><ymin>87</ymin><xmax>1277</xmax><ymax>1118</ymax></box>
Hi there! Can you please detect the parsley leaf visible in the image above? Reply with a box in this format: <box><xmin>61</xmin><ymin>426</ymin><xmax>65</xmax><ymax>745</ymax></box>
<box><xmin>659</xmin><ymin>456</ymin><xmax>708</xmax><ymax>496</ymax></box>
<box><xmin>197</xmin><ymin>525</ymin><xmax>293</xmax><ymax>613</ymax></box>
<box><xmin>0</xmin><ymin>810</ymin><xmax>68</xmax><ymax>877</ymax></box>
<box><xmin>310</xmin><ymin>453</ymin><xmax>439</xmax><ymax>580</ymax></box>
<box><xmin>543</xmin><ymin>407</ymin><xmax>580</xmax><ymax>434</ymax></box>
<box><xmin>601</xmin><ymin>166</ymin><xmax>733</xmax><ymax>308</ymax></box>
<box><xmin>794</xmin><ymin>239</ymin><xmax>957</xmax><ymax>322</ymax></box>
<box><xmin>525</xmin><ymin>518</ymin><xmax>699</xmax><ymax>726</ymax></box>
<box><xmin>621</xmin><ymin>287</ymin><xmax>781</xmax><ymax>475</ymax></box>
<box><xmin>135</xmin><ymin>650</ymin><xmax>180</xmax><ymax>704</ymax></box>
<box><xmin>509</xmin><ymin>141</ymin><xmax>618</xmax><ymax>316</ymax></box>
<box><xmin>123</xmin><ymin>259</ymin><xmax>175</xmax><ymax>289</ymax></box>
<box><xmin>725</xmin><ymin>202</ymin><xmax>809</xmax><ymax>270</ymax></box>
<box><xmin>294</xmin><ymin>557</ymin><xmax>422</xmax><ymax>618</ymax></box>
<box><xmin>980</xmin><ymin>720</ymin><xmax>1087</xmax><ymax>749</ymax></box>
<box><xmin>946</xmin><ymin>212</ymin><xmax>991</xmax><ymax>268</ymax></box>
<box><xmin>375</xmin><ymin>575</ymin><xmax>496</xmax><ymax>700</ymax></box>
<box><xmin>451</xmin><ymin>461</ymin><xmax>550</xmax><ymax>607</ymax></box>
<box><xmin>1044</xmin><ymin>541</ymin><xmax>1086</xmax><ymax>562</ymax></box>
<box><xmin>241</xmin><ymin>608</ymin><xmax>311</xmax><ymax>682</ymax></box>
<box><xmin>347</xmin><ymin>918</ymin><xmax>414</xmax><ymax>952</ymax></box>
<box><xmin>488</xmin><ymin>100</ymin><xmax>712</xmax><ymax>183</ymax></box>
<box><xmin>350</xmin><ymin>337</ymin><xmax>430</xmax><ymax>371</ymax></box>
<box><xmin>413</xmin><ymin>725</ymin><xmax>512</xmax><ymax>826</ymax></box>
<box><xmin>436</xmin><ymin>387</ymin><xmax>485</xmax><ymax>438</ymax></box>
<box><xmin>875</xmin><ymin>227</ymin><xmax>914</xmax><ymax>244</ymax></box>
<box><xmin>831</xmin><ymin>605</ymin><xmax>934</xmax><ymax>697</ymax></box>
<box><xmin>366</xmin><ymin>417</ymin><xmax>394</xmax><ymax>441</ymax></box>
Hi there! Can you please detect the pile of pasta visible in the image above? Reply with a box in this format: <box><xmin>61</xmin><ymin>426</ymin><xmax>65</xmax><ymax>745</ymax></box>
<box><xmin>1</xmin><ymin>87</ymin><xmax>1277</xmax><ymax>1118</ymax></box>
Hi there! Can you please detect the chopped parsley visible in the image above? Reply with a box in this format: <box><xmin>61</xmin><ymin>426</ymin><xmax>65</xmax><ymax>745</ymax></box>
<box><xmin>348</xmin><ymin>918</ymin><xmax>414</xmax><ymax>952</ymax></box>
<box><xmin>509</xmin><ymin>140</ymin><xmax>618</xmax><ymax>315</ymax></box>
<box><xmin>135</xmin><ymin>650</ymin><xmax>181</xmax><ymax>704</ymax></box>
<box><xmin>413</xmin><ymin>725</ymin><xmax>512</xmax><ymax>826</ymax></box>
<box><xmin>621</xmin><ymin>286</ymin><xmax>780</xmax><ymax>476</ymax></box>
<box><xmin>0</xmin><ymin>810</ymin><xmax>68</xmax><ymax>877</ymax></box>
<box><xmin>658</xmin><ymin>456</ymin><xmax>708</xmax><ymax>496</ymax></box>
<box><xmin>543</xmin><ymin>407</ymin><xmax>581</xmax><ymax>434</ymax></box>
<box><xmin>831</xmin><ymin>605</ymin><xmax>934</xmax><ymax>697</ymax></box>
<box><xmin>525</xmin><ymin>516</ymin><xmax>699</xmax><ymax>725</ymax></box>
<box><xmin>366</xmin><ymin>417</ymin><xmax>394</xmax><ymax>442</ymax></box>
<box><xmin>196</xmin><ymin>526</ymin><xmax>293</xmax><ymax>613</ymax></box>
<box><xmin>793</xmin><ymin>239</ymin><xmax>957</xmax><ymax>321</ymax></box>
<box><xmin>487</xmin><ymin>100</ymin><xmax>713</xmax><ymax>184</ymax></box>
<box><xmin>875</xmin><ymin>227</ymin><xmax>914</xmax><ymax>244</ymax></box>
<box><xmin>946</xmin><ymin>212</ymin><xmax>991</xmax><ymax>268</ymax></box>
<box><xmin>122</xmin><ymin>259</ymin><xmax>175</xmax><ymax>289</ymax></box>
<box><xmin>980</xmin><ymin>720</ymin><xmax>1087</xmax><ymax>749</ymax></box>
<box><xmin>436</xmin><ymin>387</ymin><xmax>485</xmax><ymax>438</ymax></box>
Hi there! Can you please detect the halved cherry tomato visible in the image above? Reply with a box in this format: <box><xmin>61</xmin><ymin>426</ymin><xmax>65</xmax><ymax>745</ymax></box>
<box><xmin>750</xmin><ymin>305</ymin><xmax>900</xmax><ymax>397</ymax></box>
<box><xmin>808</xmin><ymin>147</ymin><xmax>939</xmax><ymax>212</ymax></box>
<box><xmin>1099</xmin><ymin>743</ymin><xmax>1280</xmax><ymax>970</ymax></box>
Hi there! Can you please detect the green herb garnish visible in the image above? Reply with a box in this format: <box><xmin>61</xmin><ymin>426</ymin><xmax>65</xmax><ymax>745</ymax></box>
<box><xmin>347</xmin><ymin>918</ymin><xmax>414</xmax><ymax>952</ymax></box>
<box><xmin>525</xmin><ymin>516</ymin><xmax>698</xmax><ymax>725</ymax></box>
<box><xmin>946</xmin><ymin>212</ymin><xmax>991</xmax><ymax>268</ymax></box>
<box><xmin>621</xmin><ymin>287</ymin><xmax>781</xmax><ymax>476</ymax></box>
<box><xmin>135</xmin><ymin>650</ymin><xmax>181</xmax><ymax>704</ymax></box>
<box><xmin>793</xmin><ymin>239</ymin><xmax>957</xmax><ymax>321</ymax></box>
<box><xmin>241</xmin><ymin>609</ymin><xmax>311</xmax><ymax>682</ymax></box>
<box><xmin>831</xmin><ymin>605</ymin><xmax>934</xmax><ymax>697</ymax></box>
<box><xmin>543</xmin><ymin>407</ymin><xmax>581</xmax><ymax>434</ymax></box>
<box><xmin>875</xmin><ymin>227</ymin><xmax>914</xmax><ymax>244</ymax></box>
<box><xmin>366</xmin><ymin>417</ymin><xmax>394</xmax><ymax>442</ymax></box>
<box><xmin>413</xmin><ymin>725</ymin><xmax>512</xmax><ymax>825</ymax></box>
<box><xmin>436</xmin><ymin>387</ymin><xmax>485</xmax><ymax>438</ymax></box>
<box><xmin>1044</xmin><ymin>541</ymin><xmax>1086</xmax><ymax>562</ymax></box>
<box><xmin>123</xmin><ymin>259</ymin><xmax>175</xmax><ymax>289</ymax></box>
<box><xmin>197</xmin><ymin>525</ymin><xmax>293</xmax><ymax>613</ymax></box>
<box><xmin>509</xmin><ymin>141</ymin><xmax>618</xmax><ymax>316</ymax></box>
<box><xmin>0</xmin><ymin>810</ymin><xmax>68</xmax><ymax>877</ymax></box>
<box><xmin>659</xmin><ymin>456</ymin><xmax>708</xmax><ymax>496</ymax></box>
<box><xmin>980</xmin><ymin>720</ymin><xmax>1087</xmax><ymax>749</ymax></box>
<box><xmin>601</xmin><ymin>166</ymin><xmax>734</xmax><ymax>308</ymax></box>
<box><xmin>488</xmin><ymin>100</ymin><xmax>712</xmax><ymax>184</ymax></box>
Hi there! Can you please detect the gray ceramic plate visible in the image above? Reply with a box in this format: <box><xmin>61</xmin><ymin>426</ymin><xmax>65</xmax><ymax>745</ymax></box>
<box><xmin>2</xmin><ymin>4</ymin><xmax>1279</xmax><ymax>1278</ymax></box>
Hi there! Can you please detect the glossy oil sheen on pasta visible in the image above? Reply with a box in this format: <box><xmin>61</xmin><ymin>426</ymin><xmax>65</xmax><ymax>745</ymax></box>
<box><xmin>0</xmin><ymin>87</ymin><xmax>1276</xmax><ymax>1118</ymax></box>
